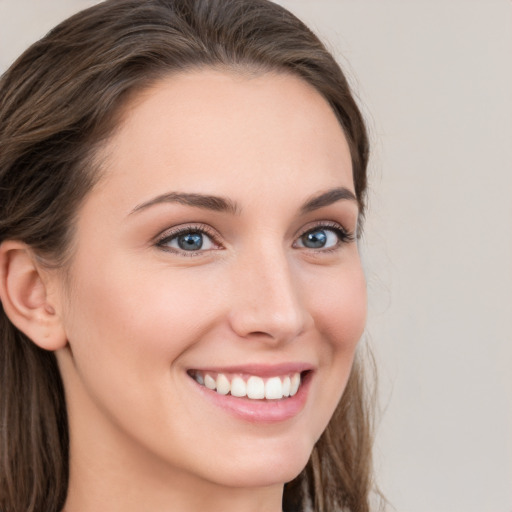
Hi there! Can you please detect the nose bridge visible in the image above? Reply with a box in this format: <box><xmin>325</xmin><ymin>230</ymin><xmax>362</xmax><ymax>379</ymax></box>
<box><xmin>228</xmin><ymin>241</ymin><xmax>309</xmax><ymax>342</ymax></box>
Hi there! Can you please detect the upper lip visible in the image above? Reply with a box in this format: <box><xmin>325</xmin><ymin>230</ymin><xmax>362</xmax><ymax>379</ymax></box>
<box><xmin>187</xmin><ymin>362</ymin><xmax>315</xmax><ymax>377</ymax></box>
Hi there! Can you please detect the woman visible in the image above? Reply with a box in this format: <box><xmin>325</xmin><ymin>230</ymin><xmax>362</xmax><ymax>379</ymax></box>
<box><xmin>0</xmin><ymin>1</ymin><xmax>374</xmax><ymax>511</ymax></box>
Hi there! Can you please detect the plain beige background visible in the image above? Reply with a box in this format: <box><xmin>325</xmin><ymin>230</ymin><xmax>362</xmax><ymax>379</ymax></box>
<box><xmin>1</xmin><ymin>1</ymin><xmax>511</xmax><ymax>511</ymax></box>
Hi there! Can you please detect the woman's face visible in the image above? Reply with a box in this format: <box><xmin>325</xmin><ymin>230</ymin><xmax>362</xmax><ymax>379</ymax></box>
<box><xmin>55</xmin><ymin>70</ymin><xmax>366</xmax><ymax>491</ymax></box>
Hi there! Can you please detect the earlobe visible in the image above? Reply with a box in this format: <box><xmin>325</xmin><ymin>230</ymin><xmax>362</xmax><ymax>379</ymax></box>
<box><xmin>0</xmin><ymin>241</ymin><xmax>67</xmax><ymax>351</ymax></box>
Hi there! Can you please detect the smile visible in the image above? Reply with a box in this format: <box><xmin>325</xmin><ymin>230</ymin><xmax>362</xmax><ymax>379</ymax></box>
<box><xmin>188</xmin><ymin>370</ymin><xmax>303</xmax><ymax>400</ymax></box>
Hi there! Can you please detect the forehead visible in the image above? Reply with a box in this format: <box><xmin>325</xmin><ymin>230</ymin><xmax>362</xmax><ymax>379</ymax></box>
<box><xmin>95</xmin><ymin>69</ymin><xmax>354</xmax><ymax>211</ymax></box>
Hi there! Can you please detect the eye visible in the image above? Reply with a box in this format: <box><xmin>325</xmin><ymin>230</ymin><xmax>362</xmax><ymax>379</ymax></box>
<box><xmin>156</xmin><ymin>226</ymin><xmax>218</xmax><ymax>254</ymax></box>
<box><xmin>294</xmin><ymin>224</ymin><xmax>352</xmax><ymax>250</ymax></box>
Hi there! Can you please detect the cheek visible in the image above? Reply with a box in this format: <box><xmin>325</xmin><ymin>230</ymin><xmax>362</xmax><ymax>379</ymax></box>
<box><xmin>60</xmin><ymin>255</ymin><xmax>230</xmax><ymax>420</ymax></box>
<box><xmin>298</xmin><ymin>261</ymin><xmax>366</xmax><ymax>444</ymax></box>
<box><xmin>59</xmin><ymin>259</ymin><xmax>219</xmax><ymax>441</ymax></box>
<box><xmin>310</xmin><ymin>263</ymin><xmax>367</xmax><ymax>352</ymax></box>
<box><xmin>64</xmin><ymin>266</ymin><xmax>208</xmax><ymax>366</ymax></box>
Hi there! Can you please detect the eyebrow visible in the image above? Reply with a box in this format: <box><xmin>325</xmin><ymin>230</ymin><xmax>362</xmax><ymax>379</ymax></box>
<box><xmin>129</xmin><ymin>186</ymin><xmax>357</xmax><ymax>217</ymax></box>
<box><xmin>300</xmin><ymin>187</ymin><xmax>358</xmax><ymax>214</ymax></box>
<box><xmin>130</xmin><ymin>192</ymin><xmax>241</xmax><ymax>216</ymax></box>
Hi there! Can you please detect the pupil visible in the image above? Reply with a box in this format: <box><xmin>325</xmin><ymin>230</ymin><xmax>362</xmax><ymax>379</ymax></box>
<box><xmin>303</xmin><ymin>229</ymin><xmax>326</xmax><ymax>248</ymax></box>
<box><xmin>178</xmin><ymin>232</ymin><xmax>203</xmax><ymax>250</ymax></box>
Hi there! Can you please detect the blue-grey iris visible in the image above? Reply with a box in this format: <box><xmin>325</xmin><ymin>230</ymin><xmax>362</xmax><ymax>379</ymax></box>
<box><xmin>302</xmin><ymin>229</ymin><xmax>327</xmax><ymax>248</ymax></box>
<box><xmin>178</xmin><ymin>232</ymin><xmax>203</xmax><ymax>251</ymax></box>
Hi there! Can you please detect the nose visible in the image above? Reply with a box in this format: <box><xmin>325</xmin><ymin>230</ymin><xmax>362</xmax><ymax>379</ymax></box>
<box><xmin>227</xmin><ymin>246</ymin><xmax>312</xmax><ymax>344</ymax></box>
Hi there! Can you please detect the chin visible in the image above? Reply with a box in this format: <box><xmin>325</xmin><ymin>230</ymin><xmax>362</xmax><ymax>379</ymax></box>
<box><xmin>201</xmin><ymin>441</ymin><xmax>313</xmax><ymax>489</ymax></box>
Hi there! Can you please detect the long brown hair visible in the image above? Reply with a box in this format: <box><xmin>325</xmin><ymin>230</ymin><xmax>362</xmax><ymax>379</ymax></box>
<box><xmin>0</xmin><ymin>1</ymin><xmax>373</xmax><ymax>511</ymax></box>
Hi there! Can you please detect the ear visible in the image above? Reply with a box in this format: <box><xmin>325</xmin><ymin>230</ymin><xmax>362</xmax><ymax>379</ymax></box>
<box><xmin>0</xmin><ymin>240</ymin><xmax>67</xmax><ymax>351</ymax></box>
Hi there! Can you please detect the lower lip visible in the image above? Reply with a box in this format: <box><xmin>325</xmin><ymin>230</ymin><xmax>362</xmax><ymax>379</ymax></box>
<box><xmin>189</xmin><ymin>372</ymin><xmax>312</xmax><ymax>424</ymax></box>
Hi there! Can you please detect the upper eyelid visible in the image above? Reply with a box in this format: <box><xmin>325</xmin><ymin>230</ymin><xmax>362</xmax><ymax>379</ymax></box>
<box><xmin>156</xmin><ymin>223</ymin><xmax>215</xmax><ymax>238</ymax></box>
<box><xmin>155</xmin><ymin>223</ymin><xmax>221</xmax><ymax>247</ymax></box>
<box><xmin>295</xmin><ymin>220</ymin><xmax>352</xmax><ymax>238</ymax></box>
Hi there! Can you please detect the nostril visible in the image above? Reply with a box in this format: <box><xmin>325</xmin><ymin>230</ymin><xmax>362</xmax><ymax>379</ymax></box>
<box><xmin>247</xmin><ymin>331</ymin><xmax>274</xmax><ymax>338</ymax></box>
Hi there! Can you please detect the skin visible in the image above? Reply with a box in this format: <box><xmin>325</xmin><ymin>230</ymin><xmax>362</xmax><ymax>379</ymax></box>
<box><xmin>47</xmin><ymin>70</ymin><xmax>367</xmax><ymax>512</ymax></box>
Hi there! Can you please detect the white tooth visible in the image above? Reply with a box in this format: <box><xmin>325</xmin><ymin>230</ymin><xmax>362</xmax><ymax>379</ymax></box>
<box><xmin>204</xmin><ymin>374</ymin><xmax>216</xmax><ymax>390</ymax></box>
<box><xmin>290</xmin><ymin>373</ymin><xmax>301</xmax><ymax>396</ymax></box>
<box><xmin>246</xmin><ymin>376</ymin><xmax>265</xmax><ymax>399</ymax></box>
<box><xmin>216</xmin><ymin>373</ymin><xmax>230</xmax><ymax>395</ymax></box>
<box><xmin>231</xmin><ymin>376</ymin><xmax>247</xmax><ymax>397</ymax></box>
<box><xmin>282</xmin><ymin>376</ymin><xmax>291</xmax><ymax>397</ymax></box>
<box><xmin>195</xmin><ymin>373</ymin><xmax>204</xmax><ymax>385</ymax></box>
<box><xmin>265</xmin><ymin>377</ymin><xmax>283</xmax><ymax>400</ymax></box>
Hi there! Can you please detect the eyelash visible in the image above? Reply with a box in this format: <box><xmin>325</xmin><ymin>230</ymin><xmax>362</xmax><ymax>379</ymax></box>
<box><xmin>155</xmin><ymin>221</ymin><xmax>355</xmax><ymax>256</ymax></box>
<box><xmin>296</xmin><ymin>221</ymin><xmax>355</xmax><ymax>252</ymax></box>
<box><xmin>155</xmin><ymin>223</ymin><xmax>221</xmax><ymax>257</ymax></box>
